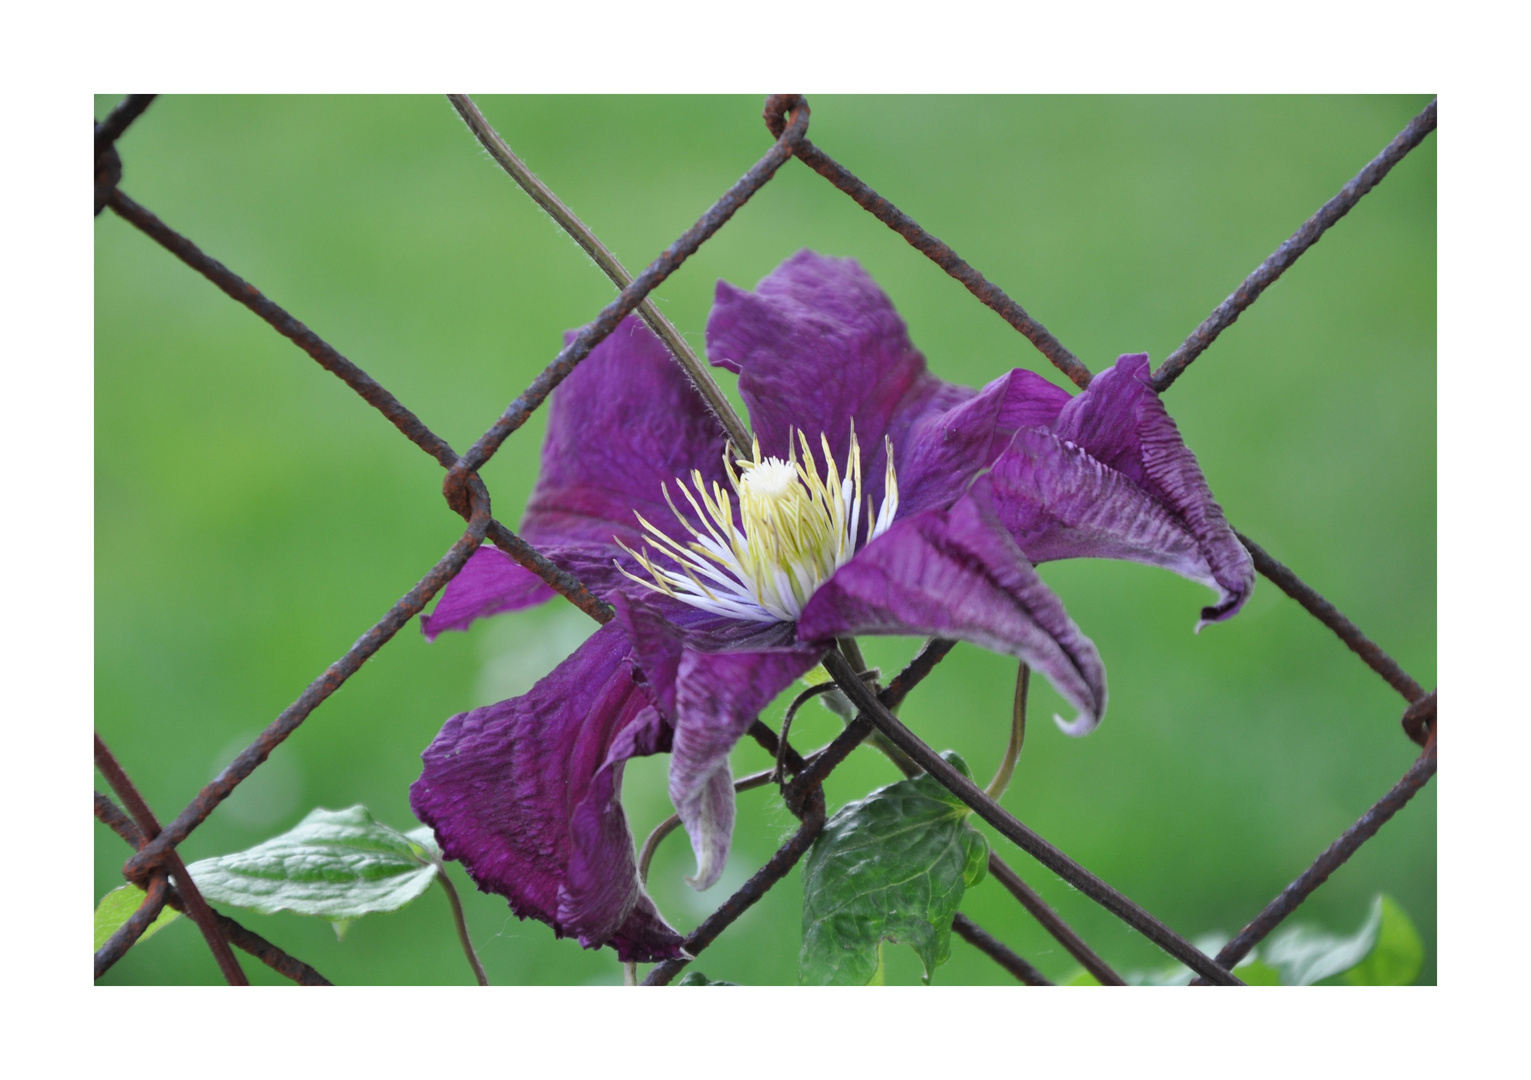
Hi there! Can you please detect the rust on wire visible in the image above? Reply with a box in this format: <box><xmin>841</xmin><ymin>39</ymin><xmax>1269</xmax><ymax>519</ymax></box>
<box><xmin>108</xmin><ymin>184</ymin><xmax>611</xmax><ymax>617</ymax></box>
<box><xmin>95</xmin><ymin>142</ymin><xmax>121</xmax><ymax>218</ymax></box>
<box><xmin>643</xmin><ymin>637</ymin><xmax>1038</xmax><ymax>986</ymax></box>
<box><xmin>123</xmin><ymin>482</ymin><xmax>493</xmax><ymax>882</ymax></box>
<box><xmin>450</xmin><ymin>93</ymin><xmax>753</xmax><ymax>457</ymax></box>
<box><xmin>1237</xmin><ymin>529</ymin><xmax>1427</xmax><ymax>706</ymax></box>
<box><xmin>1402</xmin><ymin>690</ymin><xmax>1436</xmax><ymax>747</ymax></box>
<box><xmin>95</xmin><ymin>790</ymin><xmax>143</xmax><ymax>848</ymax></box>
<box><xmin>1152</xmin><ymin>99</ymin><xmax>1437</xmax><ymax>392</ymax></box>
<box><xmin>440</xmin><ymin>100</ymin><xmax>811</xmax><ymax>513</ymax></box>
<box><xmin>95</xmin><ymin>95</ymin><xmax>154</xmax><ymax>217</ymax></box>
<box><xmin>763</xmin><ymin>95</ymin><xmax>1092</xmax><ymax>390</ymax></box>
<box><xmin>95</xmin><ymin>872</ymin><xmax>171</xmax><ymax>979</ymax></box>
<box><xmin>95</xmin><ymin>790</ymin><xmax>331</xmax><ymax>984</ymax></box>
<box><xmin>754</xmin><ymin>638</ymin><xmax>1039</xmax><ymax>983</ymax></box>
<box><xmin>95</xmin><ymin>734</ymin><xmax>249</xmax><ymax>985</ymax></box>
<box><xmin>211</xmin><ymin>911</ymin><xmax>333</xmax><ymax>986</ymax></box>
<box><xmin>485</xmin><ymin>520</ymin><xmax>614</xmax><ymax>625</ymax></box>
<box><xmin>642</xmin><ymin>786</ymin><xmax>827</xmax><ymax>987</ymax></box>
<box><xmin>107</xmin><ymin>187</ymin><xmax>460</xmax><ymax>471</ymax></box>
<box><xmin>95</xmin><ymin>94</ymin><xmax>157</xmax><ymax>155</ymax></box>
<box><xmin>1202</xmin><ymin>737</ymin><xmax>1438</xmax><ymax>980</ymax></box>
<box><xmin>746</xmin><ymin>718</ymin><xmax>808</xmax><ymax>776</ymax></box>
<box><xmin>986</xmin><ymin>853</ymin><xmax>1126</xmax><ymax>986</ymax></box>
<box><xmin>821</xmin><ymin>648</ymin><xmax>1244</xmax><ymax>986</ymax></box>
<box><xmin>782</xmin><ymin>637</ymin><xmax>956</xmax><ymax>812</ymax></box>
<box><xmin>94</xmin><ymin>93</ymin><xmax>1436</xmax><ymax>986</ymax></box>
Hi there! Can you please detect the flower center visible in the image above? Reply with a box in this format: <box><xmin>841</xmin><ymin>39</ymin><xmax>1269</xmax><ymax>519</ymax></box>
<box><xmin>618</xmin><ymin>427</ymin><xmax>899</xmax><ymax>623</ymax></box>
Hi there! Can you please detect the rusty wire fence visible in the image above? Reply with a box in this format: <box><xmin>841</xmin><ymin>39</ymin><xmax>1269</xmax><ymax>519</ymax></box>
<box><xmin>94</xmin><ymin>94</ymin><xmax>1436</xmax><ymax>986</ymax></box>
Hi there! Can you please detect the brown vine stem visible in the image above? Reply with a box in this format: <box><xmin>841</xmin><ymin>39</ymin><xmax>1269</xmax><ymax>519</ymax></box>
<box><xmin>434</xmin><ymin>868</ymin><xmax>489</xmax><ymax>986</ymax></box>
<box><xmin>984</xmin><ymin>663</ymin><xmax>1029</xmax><ymax>800</ymax></box>
<box><xmin>628</xmin><ymin>765</ymin><xmax>787</xmax><ymax>988</ymax></box>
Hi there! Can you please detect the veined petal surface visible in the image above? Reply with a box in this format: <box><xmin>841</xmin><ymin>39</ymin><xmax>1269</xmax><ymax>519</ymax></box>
<box><xmin>707</xmin><ymin>250</ymin><xmax>948</xmax><ymax>506</ymax></box>
<box><xmin>523</xmin><ymin>318</ymin><xmax>730</xmax><ymax>552</ymax></box>
<box><xmin>797</xmin><ymin>490</ymin><xmax>1107</xmax><ymax>736</ymax></box>
<box><xmin>1050</xmin><ymin>353</ymin><xmax>1253</xmax><ymax>625</ymax></box>
<box><xmin>410</xmin><ymin>622</ymin><xmax>683</xmax><ymax>960</ymax></box>
<box><xmin>618</xmin><ymin>594</ymin><xmax>820</xmax><ymax>890</ymax></box>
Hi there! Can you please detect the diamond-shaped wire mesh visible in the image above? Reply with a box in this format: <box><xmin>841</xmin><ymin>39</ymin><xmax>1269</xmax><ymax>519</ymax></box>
<box><xmin>94</xmin><ymin>95</ymin><xmax>1436</xmax><ymax>985</ymax></box>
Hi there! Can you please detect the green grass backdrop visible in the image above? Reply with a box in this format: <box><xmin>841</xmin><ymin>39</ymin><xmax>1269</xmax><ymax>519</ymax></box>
<box><xmin>94</xmin><ymin>95</ymin><xmax>1435</xmax><ymax>985</ymax></box>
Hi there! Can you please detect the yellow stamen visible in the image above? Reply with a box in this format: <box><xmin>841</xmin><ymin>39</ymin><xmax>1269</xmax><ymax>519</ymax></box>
<box><xmin>618</xmin><ymin>425</ymin><xmax>900</xmax><ymax>623</ymax></box>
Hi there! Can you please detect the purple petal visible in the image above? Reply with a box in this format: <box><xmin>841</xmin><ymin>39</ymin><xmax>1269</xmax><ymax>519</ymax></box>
<box><xmin>706</xmin><ymin>251</ymin><xmax>947</xmax><ymax>503</ymax></box>
<box><xmin>421</xmin><ymin>541</ymin><xmax>662</xmax><ymax>641</ymax></box>
<box><xmin>1050</xmin><ymin>354</ymin><xmax>1254</xmax><ymax>626</ymax></box>
<box><xmin>982</xmin><ymin>428</ymin><xmax>1217</xmax><ymax>587</ymax></box>
<box><xmin>614</xmin><ymin>593</ymin><xmax>688</xmax><ymax>718</ymax></box>
<box><xmin>420</xmin><ymin>545</ymin><xmax>555</xmax><ymax>641</ymax></box>
<box><xmin>671</xmin><ymin>646</ymin><xmax>822</xmax><ymax>886</ymax></box>
<box><xmin>410</xmin><ymin>621</ymin><xmax>684</xmax><ymax>961</ymax></box>
<box><xmin>522</xmin><ymin>316</ymin><xmax>729</xmax><ymax>553</ymax></box>
<box><xmin>797</xmin><ymin>491</ymin><xmax>1108</xmax><ymax>736</ymax></box>
<box><xmin>615</xmin><ymin>594</ymin><xmax>819</xmax><ymax>889</ymax></box>
<box><xmin>895</xmin><ymin>367</ymin><xmax>1073</xmax><ymax>517</ymax></box>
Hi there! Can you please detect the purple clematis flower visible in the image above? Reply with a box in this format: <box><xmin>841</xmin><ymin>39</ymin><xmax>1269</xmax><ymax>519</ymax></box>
<box><xmin>410</xmin><ymin>251</ymin><xmax>1253</xmax><ymax>961</ymax></box>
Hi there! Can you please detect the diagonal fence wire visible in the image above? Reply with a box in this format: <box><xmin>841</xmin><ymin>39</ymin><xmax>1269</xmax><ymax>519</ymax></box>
<box><xmin>1152</xmin><ymin>99</ymin><xmax>1439</xmax><ymax>392</ymax></box>
<box><xmin>436</xmin><ymin>103</ymin><xmax>811</xmax><ymax>516</ymax></box>
<box><xmin>1189</xmin><ymin>731</ymin><xmax>1439</xmax><ymax>986</ymax></box>
<box><xmin>761</xmin><ymin>95</ymin><xmax>1092</xmax><ymax>390</ymax></box>
<box><xmin>448</xmin><ymin>94</ymin><xmax>751</xmax><ymax>456</ymax></box>
<box><xmin>95</xmin><ymin>791</ymin><xmax>332</xmax><ymax>985</ymax></box>
<box><xmin>93</xmin><ymin>93</ymin><xmax>1436</xmax><ymax>986</ymax></box>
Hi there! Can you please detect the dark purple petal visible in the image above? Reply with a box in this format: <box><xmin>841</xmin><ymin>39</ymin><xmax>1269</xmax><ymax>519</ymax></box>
<box><xmin>797</xmin><ymin>491</ymin><xmax>1108</xmax><ymax>736</ymax></box>
<box><xmin>706</xmin><ymin>251</ymin><xmax>948</xmax><ymax>503</ymax></box>
<box><xmin>420</xmin><ymin>545</ymin><xmax>554</xmax><ymax>641</ymax></box>
<box><xmin>670</xmin><ymin>646</ymin><xmax>823</xmax><ymax>886</ymax></box>
<box><xmin>616</xmin><ymin>593</ymin><xmax>818</xmax><ymax>889</ymax></box>
<box><xmin>895</xmin><ymin>367</ymin><xmax>1073</xmax><ymax>517</ymax></box>
<box><xmin>522</xmin><ymin>316</ymin><xmax>729</xmax><ymax>553</ymax></box>
<box><xmin>614</xmin><ymin>593</ymin><xmax>688</xmax><ymax>718</ymax></box>
<box><xmin>421</xmin><ymin>541</ymin><xmax>661</xmax><ymax>641</ymax></box>
<box><xmin>982</xmin><ymin>427</ymin><xmax>1217</xmax><ymax>587</ymax></box>
<box><xmin>1050</xmin><ymin>354</ymin><xmax>1254</xmax><ymax>626</ymax></box>
<box><xmin>410</xmin><ymin>622</ymin><xmax>683</xmax><ymax>961</ymax></box>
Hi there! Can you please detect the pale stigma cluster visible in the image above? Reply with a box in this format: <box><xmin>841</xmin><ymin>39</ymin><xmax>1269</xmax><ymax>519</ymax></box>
<box><xmin>618</xmin><ymin>428</ymin><xmax>899</xmax><ymax>623</ymax></box>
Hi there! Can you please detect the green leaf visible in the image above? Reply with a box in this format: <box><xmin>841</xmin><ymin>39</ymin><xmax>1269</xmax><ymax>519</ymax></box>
<box><xmin>1264</xmin><ymin>894</ymin><xmax>1422</xmax><ymax>986</ymax></box>
<box><xmin>1069</xmin><ymin>957</ymin><xmax>1279</xmax><ymax>986</ymax></box>
<box><xmin>405</xmin><ymin>825</ymin><xmax>442</xmax><ymax>863</ymax></box>
<box><xmin>1236</xmin><ymin>959</ymin><xmax>1283</xmax><ymax>985</ymax></box>
<box><xmin>1075</xmin><ymin>897</ymin><xmax>1423</xmax><ymax>987</ymax></box>
<box><xmin>1342</xmin><ymin>896</ymin><xmax>1423</xmax><ymax>986</ymax></box>
<box><xmin>800</xmin><ymin>751</ymin><xmax>989</xmax><ymax>985</ymax></box>
<box><xmin>676</xmin><ymin>971</ymin><xmax>739</xmax><ymax>986</ymax></box>
<box><xmin>183</xmin><ymin>805</ymin><xmax>439</xmax><ymax>922</ymax></box>
<box><xmin>1109</xmin><ymin>934</ymin><xmax>1284</xmax><ymax>986</ymax></box>
<box><xmin>94</xmin><ymin>885</ymin><xmax>181</xmax><ymax>951</ymax></box>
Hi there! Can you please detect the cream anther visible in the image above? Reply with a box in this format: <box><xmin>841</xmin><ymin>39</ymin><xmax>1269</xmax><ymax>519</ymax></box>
<box><xmin>618</xmin><ymin>426</ymin><xmax>899</xmax><ymax>623</ymax></box>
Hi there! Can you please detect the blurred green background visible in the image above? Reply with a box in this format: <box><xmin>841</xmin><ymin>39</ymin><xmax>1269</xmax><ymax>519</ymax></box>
<box><xmin>94</xmin><ymin>95</ymin><xmax>1435</xmax><ymax>986</ymax></box>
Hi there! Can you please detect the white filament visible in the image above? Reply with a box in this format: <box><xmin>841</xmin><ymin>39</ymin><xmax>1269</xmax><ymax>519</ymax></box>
<box><xmin>618</xmin><ymin>427</ymin><xmax>899</xmax><ymax>623</ymax></box>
